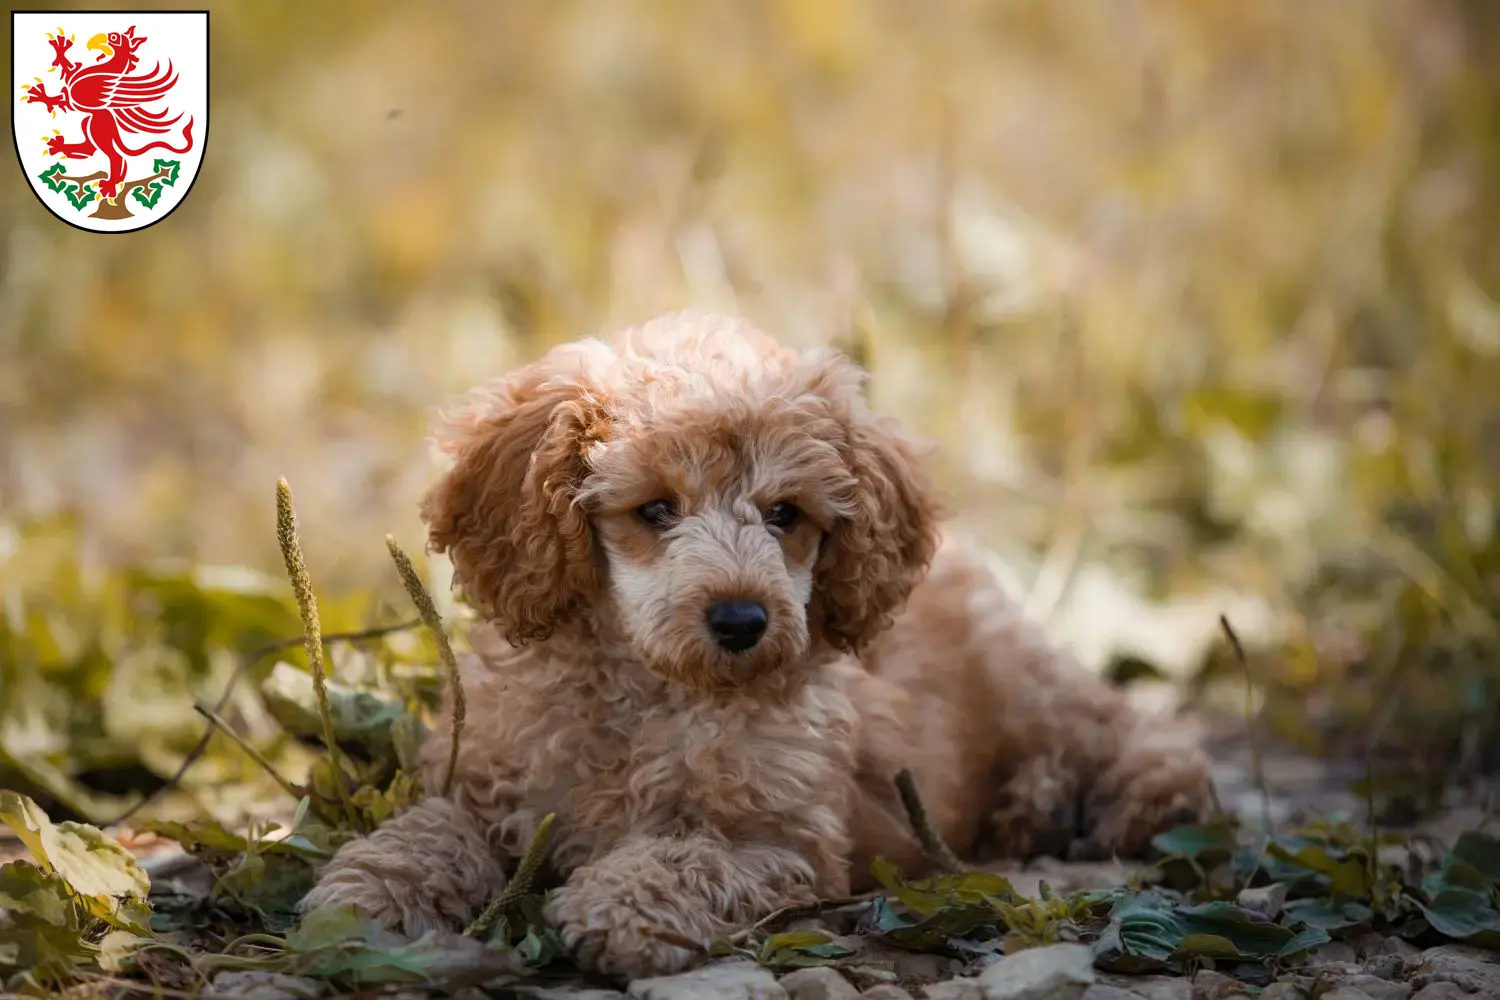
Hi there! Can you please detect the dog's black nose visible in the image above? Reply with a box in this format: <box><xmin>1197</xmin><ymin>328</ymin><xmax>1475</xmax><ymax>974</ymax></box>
<box><xmin>705</xmin><ymin>600</ymin><xmax>768</xmax><ymax>653</ymax></box>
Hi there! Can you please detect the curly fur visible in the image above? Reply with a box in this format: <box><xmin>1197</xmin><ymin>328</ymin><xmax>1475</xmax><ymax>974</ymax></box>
<box><xmin>302</xmin><ymin>309</ymin><xmax>1215</xmax><ymax>980</ymax></box>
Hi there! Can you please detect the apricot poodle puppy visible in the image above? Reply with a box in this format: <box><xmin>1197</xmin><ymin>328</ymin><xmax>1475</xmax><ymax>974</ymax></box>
<box><xmin>301</xmin><ymin>310</ymin><xmax>1214</xmax><ymax>978</ymax></box>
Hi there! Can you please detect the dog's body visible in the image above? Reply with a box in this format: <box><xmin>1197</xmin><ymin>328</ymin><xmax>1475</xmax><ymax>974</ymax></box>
<box><xmin>303</xmin><ymin>311</ymin><xmax>1214</xmax><ymax>978</ymax></box>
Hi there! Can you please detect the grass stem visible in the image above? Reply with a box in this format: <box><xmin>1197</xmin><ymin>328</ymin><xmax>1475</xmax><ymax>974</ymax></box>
<box><xmin>276</xmin><ymin>478</ymin><xmax>355</xmax><ymax>823</ymax></box>
<box><xmin>386</xmin><ymin>536</ymin><xmax>466</xmax><ymax>796</ymax></box>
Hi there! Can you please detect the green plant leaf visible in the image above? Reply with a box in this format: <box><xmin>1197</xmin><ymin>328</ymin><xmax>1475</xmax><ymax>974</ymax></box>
<box><xmin>1096</xmin><ymin>893</ymin><xmax>1180</xmax><ymax>970</ymax></box>
<box><xmin>1152</xmin><ymin>820</ymin><xmax>1240</xmax><ymax>862</ymax></box>
<box><xmin>1448</xmin><ymin>832</ymin><xmax>1500</xmax><ymax>882</ymax></box>
<box><xmin>131</xmin><ymin>181</ymin><xmax>164</xmax><ymax>209</ymax></box>
<box><xmin>63</xmin><ymin>179</ymin><xmax>97</xmax><ymax>210</ymax></box>
<box><xmin>0</xmin><ymin>861</ymin><xmax>79</xmax><ymax>927</ymax></box>
<box><xmin>142</xmin><ymin>818</ymin><xmax>252</xmax><ymax>857</ymax></box>
<box><xmin>758</xmin><ymin>930</ymin><xmax>854</xmax><ymax>968</ymax></box>
<box><xmin>1174</xmin><ymin>932</ymin><xmax>1241</xmax><ymax>959</ymax></box>
<box><xmin>1418</xmin><ymin>888</ymin><xmax>1500</xmax><ymax>947</ymax></box>
<box><xmin>1175</xmin><ymin>901</ymin><xmax>1301</xmax><ymax>956</ymax></box>
<box><xmin>1278</xmin><ymin>926</ymin><xmax>1333</xmax><ymax>957</ymax></box>
<box><xmin>869</xmin><ymin>856</ymin><xmax>1019</xmax><ymax>917</ymax></box>
<box><xmin>152</xmin><ymin>158</ymin><xmax>182</xmax><ymax>186</ymax></box>
<box><xmin>287</xmin><ymin>905</ymin><xmax>522</xmax><ymax>985</ymax></box>
<box><xmin>0</xmin><ymin>790</ymin><xmax>149</xmax><ymax>902</ymax></box>
<box><xmin>1094</xmin><ymin>891</ymin><xmax>1326</xmax><ymax>973</ymax></box>
<box><xmin>261</xmin><ymin>660</ymin><xmax>407</xmax><ymax>760</ymax></box>
<box><xmin>1280</xmin><ymin>898</ymin><xmax>1373</xmax><ymax>935</ymax></box>
<box><xmin>97</xmin><ymin>930</ymin><xmax>151</xmax><ymax>974</ymax></box>
<box><xmin>37</xmin><ymin>161</ymin><xmax>69</xmax><ymax>192</ymax></box>
<box><xmin>513</xmin><ymin>924</ymin><xmax>567</xmax><ymax>967</ymax></box>
<box><xmin>1265</xmin><ymin>839</ymin><xmax>1370</xmax><ymax>898</ymax></box>
<box><xmin>0</xmin><ymin>916</ymin><xmax>98</xmax><ymax>971</ymax></box>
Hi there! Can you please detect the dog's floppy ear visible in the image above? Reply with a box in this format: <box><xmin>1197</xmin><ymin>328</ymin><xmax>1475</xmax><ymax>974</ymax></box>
<box><xmin>421</xmin><ymin>364</ymin><xmax>608</xmax><ymax>644</ymax></box>
<box><xmin>813</xmin><ymin>401</ymin><xmax>942</xmax><ymax>653</ymax></box>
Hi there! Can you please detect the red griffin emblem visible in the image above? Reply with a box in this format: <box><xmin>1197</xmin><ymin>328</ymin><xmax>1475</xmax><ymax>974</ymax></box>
<box><xmin>20</xmin><ymin>23</ymin><xmax>195</xmax><ymax>219</ymax></box>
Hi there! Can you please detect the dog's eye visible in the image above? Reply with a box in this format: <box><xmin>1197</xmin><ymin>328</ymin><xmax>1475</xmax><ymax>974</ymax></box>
<box><xmin>764</xmin><ymin>501</ymin><xmax>800</xmax><ymax>531</ymax></box>
<box><xmin>636</xmin><ymin>499</ymin><xmax>678</xmax><ymax>530</ymax></box>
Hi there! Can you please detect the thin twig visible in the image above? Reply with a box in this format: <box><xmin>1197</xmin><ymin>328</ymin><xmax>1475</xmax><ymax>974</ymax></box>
<box><xmin>106</xmin><ymin>618</ymin><xmax>419</xmax><ymax>827</ymax></box>
<box><xmin>1362</xmin><ymin>622</ymin><xmax>1408</xmax><ymax>882</ymax></box>
<box><xmin>192</xmin><ymin>704</ymin><xmax>302</xmax><ymax>802</ymax></box>
<box><xmin>386</xmin><ymin>536</ymin><xmax>466</xmax><ymax>796</ymax></box>
<box><xmin>465</xmin><ymin>813</ymin><xmax>555</xmax><ymax>939</ymax></box>
<box><xmin>641</xmin><ymin>925</ymin><xmax>713</xmax><ymax>954</ymax></box>
<box><xmin>894</xmin><ymin>768</ymin><xmax>970</xmax><ymax>873</ymax></box>
<box><xmin>727</xmin><ymin>893</ymin><xmax>875</xmax><ymax>945</ymax></box>
<box><xmin>1220</xmin><ymin>614</ymin><xmax>1272</xmax><ymax>836</ymax></box>
<box><xmin>276</xmin><ymin>479</ymin><xmax>355</xmax><ymax>822</ymax></box>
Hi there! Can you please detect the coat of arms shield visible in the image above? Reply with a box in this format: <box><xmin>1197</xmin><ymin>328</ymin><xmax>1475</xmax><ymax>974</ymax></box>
<box><xmin>12</xmin><ymin>10</ymin><xmax>208</xmax><ymax>233</ymax></box>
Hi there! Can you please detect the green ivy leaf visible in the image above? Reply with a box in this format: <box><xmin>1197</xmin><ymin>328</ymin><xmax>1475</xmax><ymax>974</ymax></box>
<box><xmin>37</xmin><ymin>162</ymin><xmax>69</xmax><ymax>192</ymax></box>
<box><xmin>131</xmin><ymin>181</ymin><xmax>164</xmax><ymax>209</ymax></box>
<box><xmin>63</xmin><ymin>179</ymin><xmax>97</xmax><ymax>211</ymax></box>
<box><xmin>152</xmin><ymin>158</ymin><xmax>182</xmax><ymax>186</ymax></box>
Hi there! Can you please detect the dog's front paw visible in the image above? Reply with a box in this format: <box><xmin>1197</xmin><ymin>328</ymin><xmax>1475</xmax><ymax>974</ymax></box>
<box><xmin>1073</xmin><ymin>735</ymin><xmax>1215</xmax><ymax>860</ymax></box>
<box><xmin>300</xmin><ymin>867</ymin><xmax>450</xmax><ymax>937</ymax></box>
<box><xmin>298</xmin><ymin>797</ymin><xmax>508</xmax><ymax>936</ymax></box>
<box><xmin>545</xmin><ymin>880</ymin><xmax>706</xmax><ymax>980</ymax></box>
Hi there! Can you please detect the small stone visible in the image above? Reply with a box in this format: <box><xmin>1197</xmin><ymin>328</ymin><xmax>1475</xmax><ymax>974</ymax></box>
<box><xmin>1335</xmin><ymin>975</ymin><xmax>1411</xmax><ymax>1000</ymax></box>
<box><xmin>1257</xmin><ymin>985</ymin><xmax>1304</xmax><ymax>1000</ymax></box>
<box><xmin>1317</xmin><ymin>989</ymin><xmax>1377</xmax><ymax>1000</ymax></box>
<box><xmin>1311</xmin><ymin>942</ymin><xmax>1363</xmax><ymax>966</ymax></box>
<box><xmin>208</xmin><ymin>971</ymin><xmax>325</xmax><ymax>999</ymax></box>
<box><xmin>1096</xmin><ymin>974</ymin><xmax>1191</xmax><ymax>1000</ymax></box>
<box><xmin>1351</xmin><ymin>932</ymin><xmax>1393</xmax><ymax>958</ymax></box>
<box><xmin>1412</xmin><ymin>944</ymin><xmax>1500</xmax><ymax>995</ymax></box>
<box><xmin>1410</xmin><ymin>984</ymin><xmax>1471</xmax><ymax>1000</ymax></box>
<box><xmin>845</xmin><ymin>967</ymin><xmax>900</xmax><ymax>989</ymax></box>
<box><xmin>1236</xmin><ymin>882</ymin><xmax>1288</xmax><ymax>918</ymax></box>
<box><xmin>1363</xmin><ymin>955</ymin><xmax>1404</xmax><ymax>981</ymax></box>
<box><xmin>525</xmin><ymin>988</ymin><xmax>631</xmax><ymax>1000</ymax></box>
<box><xmin>852</xmin><ymin>942</ymin><xmax>951</xmax><ymax>983</ymax></box>
<box><xmin>1191</xmin><ymin>969</ymin><xmax>1246</xmax><ymax>999</ymax></box>
<box><xmin>974</xmin><ymin>943</ymin><xmax>1095</xmax><ymax>1000</ymax></box>
<box><xmin>1082</xmin><ymin>987</ymin><xmax>1142</xmax><ymax>1000</ymax></box>
<box><xmin>780</xmin><ymin>967</ymin><xmax>860</xmax><ymax>1000</ymax></box>
<box><xmin>922</xmin><ymin>982</ymin><xmax>984</xmax><ymax>1000</ymax></box>
<box><xmin>861</xmin><ymin>988</ymin><xmax>915</xmax><ymax>1000</ymax></box>
<box><xmin>627</xmin><ymin>959</ymin><xmax>787</xmax><ymax>1000</ymax></box>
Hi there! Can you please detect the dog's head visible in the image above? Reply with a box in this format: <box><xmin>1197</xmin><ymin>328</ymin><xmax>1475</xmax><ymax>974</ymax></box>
<box><xmin>421</xmin><ymin>311</ymin><xmax>941</xmax><ymax>690</ymax></box>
